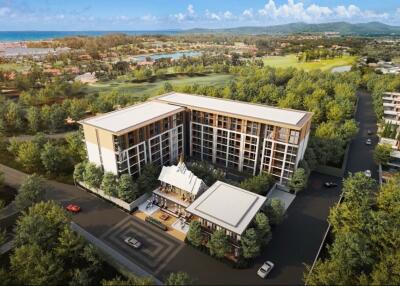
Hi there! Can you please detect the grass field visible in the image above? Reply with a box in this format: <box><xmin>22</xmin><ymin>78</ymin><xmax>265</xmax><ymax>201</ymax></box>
<box><xmin>262</xmin><ymin>54</ymin><xmax>357</xmax><ymax>71</ymax></box>
<box><xmin>0</xmin><ymin>63</ymin><xmax>30</xmax><ymax>72</ymax></box>
<box><xmin>84</xmin><ymin>73</ymin><xmax>234</xmax><ymax>96</ymax></box>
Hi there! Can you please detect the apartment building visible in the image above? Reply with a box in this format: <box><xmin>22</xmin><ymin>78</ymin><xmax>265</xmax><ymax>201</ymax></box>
<box><xmin>382</xmin><ymin>92</ymin><xmax>400</xmax><ymax>124</ymax></box>
<box><xmin>80</xmin><ymin>92</ymin><xmax>312</xmax><ymax>185</ymax></box>
<box><xmin>157</xmin><ymin>93</ymin><xmax>312</xmax><ymax>185</ymax></box>
<box><xmin>80</xmin><ymin>101</ymin><xmax>185</xmax><ymax>178</ymax></box>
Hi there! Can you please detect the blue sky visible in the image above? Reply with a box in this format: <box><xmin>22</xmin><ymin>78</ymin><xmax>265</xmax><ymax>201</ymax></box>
<box><xmin>1</xmin><ymin>0</ymin><xmax>400</xmax><ymax>30</ymax></box>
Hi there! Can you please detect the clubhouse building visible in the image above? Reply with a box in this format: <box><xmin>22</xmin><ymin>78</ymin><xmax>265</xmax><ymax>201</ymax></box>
<box><xmin>80</xmin><ymin>92</ymin><xmax>312</xmax><ymax>186</ymax></box>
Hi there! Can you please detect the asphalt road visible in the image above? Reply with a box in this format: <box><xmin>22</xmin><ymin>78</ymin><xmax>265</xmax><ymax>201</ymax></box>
<box><xmin>0</xmin><ymin>90</ymin><xmax>377</xmax><ymax>285</ymax></box>
<box><xmin>345</xmin><ymin>89</ymin><xmax>379</xmax><ymax>179</ymax></box>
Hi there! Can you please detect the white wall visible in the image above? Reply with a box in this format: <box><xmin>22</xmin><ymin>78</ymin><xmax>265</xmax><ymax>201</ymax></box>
<box><xmin>86</xmin><ymin>141</ymin><xmax>102</xmax><ymax>166</ymax></box>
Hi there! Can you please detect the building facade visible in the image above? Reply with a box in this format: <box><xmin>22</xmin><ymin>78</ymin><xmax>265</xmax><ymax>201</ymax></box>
<box><xmin>81</xmin><ymin>101</ymin><xmax>185</xmax><ymax>178</ymax></box>
<box><xmin>382</xmin><ymin>92</ymin><xmax>400</xmax><ymax>124</ymax></box>
<box><xmin>81</xmin><ymin>92</ymin><xmax>312</xmax><ymax>185</ymax></box>
<box><xmin>157</xmin><ymin>93</ymin><xmax>312</xmax><ymax>185</ymax></box>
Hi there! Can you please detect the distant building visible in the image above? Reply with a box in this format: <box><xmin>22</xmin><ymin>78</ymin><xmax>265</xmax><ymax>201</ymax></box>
<box><xmin>382</xmin><ymin>92</ymin><xmax>400</xmax><ymax>124</ymax></box>
<box><xmin>74</xmin><ymin>72</ymin><xmax>97</xmax><ymax>84</ymax></box>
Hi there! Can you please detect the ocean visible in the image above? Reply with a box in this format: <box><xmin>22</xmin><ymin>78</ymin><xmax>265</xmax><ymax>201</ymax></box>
<box><xmin>0</xmin><ymin>30</ymin><xmax>181</xmax><ymax>42</ymax></box>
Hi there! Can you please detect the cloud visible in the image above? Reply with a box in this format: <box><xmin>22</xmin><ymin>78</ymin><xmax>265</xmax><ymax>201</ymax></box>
<box><xmin>242</xmin><ymin>9</ymin><xmax>253</xmax><ymax>19</ymax></box>
<box><xmin>187</xmin><ymin>4</ymin><xmax>195</xmax><ymax>15</ymax></box>
<box><xmin>256</xmin><ymin>0</ymin><xmax>391</xmax><ymax>23</ymax></box>
<box><xmin>0</xmin><ymin>7</ymin><xmax>11</xmax><ymax>16</ymax></box>
<box><xmin>205</xmin><ymin>9</ymin><xmax>221</xmax><ymax>21</ymax></box>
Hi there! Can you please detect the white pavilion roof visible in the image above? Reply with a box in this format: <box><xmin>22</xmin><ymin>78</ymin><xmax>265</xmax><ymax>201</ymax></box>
<box><xmin>158</xmin><ymin>162</ymin><xmax>207</xmax><ymax>196</ymax></box>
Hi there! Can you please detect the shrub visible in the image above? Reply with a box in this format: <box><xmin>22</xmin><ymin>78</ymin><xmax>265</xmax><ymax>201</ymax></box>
<box><xmin>117</xmin><ymin>174</ymin><xmax>138</xmax><ymax>202</ymax></box>
<box><xmin>83</xmin><ymin>163</ymin><xmax>103</xmax><ymax>189</ymax></box>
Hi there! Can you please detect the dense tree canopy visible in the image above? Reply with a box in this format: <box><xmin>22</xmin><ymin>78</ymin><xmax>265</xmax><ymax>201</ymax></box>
<box><xmin>304</xmin><ymin>173</ymin><xmax>400</xmax><ymax>285</ymax></box>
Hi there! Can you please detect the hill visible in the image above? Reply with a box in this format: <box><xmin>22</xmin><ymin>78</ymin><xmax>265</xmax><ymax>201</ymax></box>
<box><xmin>183</xmin><ymin>21</ymin><xmax>400</xmax><ymax>36</ymax></box>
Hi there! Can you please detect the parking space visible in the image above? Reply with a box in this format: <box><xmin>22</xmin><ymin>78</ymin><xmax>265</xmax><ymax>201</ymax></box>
<box><xmin>100</xmin><ymin>216</ymin><xmax>184</xmax><ymax>275</ymax></box>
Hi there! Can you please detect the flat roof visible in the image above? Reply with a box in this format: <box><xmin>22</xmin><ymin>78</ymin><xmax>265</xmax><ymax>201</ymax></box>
<box><xmin>80</xmin><ymin>101</ymin><xmax>184</xmax><ymax>134</ymax></box>
<box><xmin>157</xmin><ymin>92</ymin><xmax>310</xmax><ymax>127</ymax></box>
<box><xmin>186</xmin><ymin>181</ymin><xmax>266</xmax><ymax>235</ymax></box>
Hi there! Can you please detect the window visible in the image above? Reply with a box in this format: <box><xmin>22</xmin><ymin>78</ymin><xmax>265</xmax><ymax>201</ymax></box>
<box><xmin>289</xmin><ymin>130</ymin><xmax>300</xmax><ymax>144</ymax></box>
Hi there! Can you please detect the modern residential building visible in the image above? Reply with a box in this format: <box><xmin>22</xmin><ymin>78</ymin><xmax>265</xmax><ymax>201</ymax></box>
<box><xmin>382</xmin><ymin>92</ymin><xmax>400</xmax><ymax>124</ymax></box>
<box><xmin>80</xmin><ymin>101</ymin><xmax>185</xmax><ymax>178</ymax></box>
<box><xmin>80</xmin><ymin>92</ymin><xmax>312</xmax><ymax>185</ymax></box>
<box><xmin>378</xmin><ymin>137</ymin><xmax>400</xmax><ymax>183</ymax></box>
<box><xmin>157</xmin><ymin>93</ymin><xmax>312</xmax><ymax>184</ymax></box>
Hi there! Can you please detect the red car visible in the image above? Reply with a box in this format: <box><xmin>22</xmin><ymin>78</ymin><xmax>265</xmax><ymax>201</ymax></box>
<box><xmin>66</xmin><ymin>204</ymin><xmax>81</xmax><ymax>213</ymax></box>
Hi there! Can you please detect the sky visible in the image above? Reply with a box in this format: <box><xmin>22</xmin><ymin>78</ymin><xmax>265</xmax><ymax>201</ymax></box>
<box><xmin>1</xmin><ymin>0</ymin><xmax>400</xmax><ymax>31</ymax></box>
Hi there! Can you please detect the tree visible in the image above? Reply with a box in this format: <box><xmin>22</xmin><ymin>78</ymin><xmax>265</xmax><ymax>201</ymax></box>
<box><xmin>14</xmin><ymin>201</ymin><xmax>69</xmax><ymax>250</ymax></box>
<box><xmin>49</xmin><ymin>104</ymin><xmax>67</xmax><ymax>132</ymax></box>
<box><xmin>83</xmin><ymin>162</ymin><xmax>103</xmax><ymax>189</ymax></box>
<box><xmin>241</xmin><ymin>228</ymin><xmax>260</xmax><ymax>259</ymax></box>
<box><xmin>16</xmin><ymin>141</ymin><xmax>42</xmax><ymax>173</ymax></box>
<box><xmin>101</xmin><ymin>172</ymin><xmax>117</xmax><ymax>197</ymax></box>
<box><xmin>137</xmin><ymin>164</ymin><xmax>159</xmax><ymax>193</ymax></box>
<box><xmin>165</xmin><ymin>272</ymin><xmax>193</xmax><ymax>286</ymax></box>
<box><xmin>289</xmin><ymin>168</ymin><xmax>308</xmax><ymax>194</ymax></box>
<box><xmin>254</xmin><ymin>212</ymin><xmax>272</xmax><ymax>243</ymax></box>
<box><xmin>40</xmin><ymin>141</ymin><xmax>65</xmax><ymax>174</ymax></box>
<box><xmin>117</xmin><ymin>174</ymin><xmax>138</xmax><ymax>202</ymax></box>
<box><xmin>265</xmin><ymin>198</ymin><xmax>285</xmax><ymax>226</ymax></box>
<box><xmin>373</xmin><ymin>143</ymin><xmax>392</xmax><ymax>165</ymax></box>
<box><xmin>69</xmin><ymin>268</ymin><xmax>92</xmax><ymax>286</ymax></box>
<box><xmin>10</xmin><ymin>244</ymin><xmax>64</xmax><ymax>285</ymax></box>
<box><xmin>73</xmin><ymin>162</ymin><xmax>86</xmax><ymax>183</ymax></box>
<box><xmin>55</xmin><ymin>225</ymin><xmax>85</xmax><ymax>262</ymax></box>
<box><xmin>26</xmin><ymin>106</ymin><xmax>41</xmax><ymax>133</ymax></box>
<box><xmin>65</xmin><ymin>131</ymin><xmax>87</xmax><ymax>163</ymax></box>
<box><xmin>101</xmin><ymin>276</ymin><xmax>153</xmax><ymax>286</ymax></box>
<box><xmin>187</xmin><ymin>221</ymin><xmax>203</xmax><ymax>247</ymax></box>
<box><xmin>207</xmin><ymin>229</ymin><xmax>230</xmax><ymax>258</ymax></box>
<box><xmin>14</xmin><ymin>174</ymin><xmax>46</xmax><ymax>210</ymax></box>
<box><xmin>240</xmin><ymin>173</ymin><xmax>274</xmax><ymax>195</ymax></box>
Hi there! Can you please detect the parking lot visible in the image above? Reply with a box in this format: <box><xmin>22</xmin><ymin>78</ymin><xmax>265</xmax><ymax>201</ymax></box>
<box><xmin>100</xmin><ymin>216</ymin><xmax>184</xmax><ymax>276</ymax></box>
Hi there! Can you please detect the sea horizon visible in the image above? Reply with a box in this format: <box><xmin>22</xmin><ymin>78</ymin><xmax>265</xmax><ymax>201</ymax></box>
<box><xmin>0</xmin><ymin>30</ymin><xmax>183</xmax><ymax>42</ymax></box>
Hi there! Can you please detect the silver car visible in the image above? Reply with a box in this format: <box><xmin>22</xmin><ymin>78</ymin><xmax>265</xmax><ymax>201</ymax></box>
<box><xmin>257</xmin><ymin>261</ymin><xmax>274</xmax><ymax>279</ymax></box>
<box><xmin>124</xmin><ymin>237</ymin><xmax>141</xmax><ymax>249</ymax></box>
<box><xmin>365</xmin><ymin>139</ymin><xmax>371</xmax><ymax>145</ymax></box>
<box><xmin>365</xmin><ymin>170</ymin><xmax>371</xmax><ymax>177</ymax></box>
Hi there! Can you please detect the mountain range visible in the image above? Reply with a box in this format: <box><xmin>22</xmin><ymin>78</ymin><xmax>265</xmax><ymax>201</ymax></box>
<box><xmin>184</xmin><ymin>21</ymin><xmax>400</xmax><ymax>36</ymax></box>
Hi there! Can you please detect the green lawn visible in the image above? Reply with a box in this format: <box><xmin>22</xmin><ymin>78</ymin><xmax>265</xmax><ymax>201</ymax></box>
<box><xmin>0</xmin><ymin>63</ymin><xmax>30</xmax><ymax>72</ymax></box>
<box><xmin>84</xmin><ymin>73</ymin><xmax>234</xmax><ymax>97</ymax></box>
<box><xmin>262</xmin><ymin>54</ymin><xmax>357</xmax><ymax>71</ymax></box>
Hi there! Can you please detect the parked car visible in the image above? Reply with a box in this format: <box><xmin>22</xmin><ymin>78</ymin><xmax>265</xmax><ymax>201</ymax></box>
<box><xmin>66</xmin><ymin>204</ymin><xmax>81</xmax><ymax>213</ymax></box>
<box><xmin>367</xmin><ymin>130</ymin><xmax>373</xmax><ymax>135</ymax></box>
<box><xmin>365</xmin><ymin>170</ymin><xmax>372</xmax><ymax>177</ymax></box>
<box><xmin>257</xmin><ymin>261</ymin><xmax>274</xmax><ymax>279</ymax></box>
<box><xmin>124</xmin><ymin>237</ymin><xmax>141</xmax><ymax>249</ymax></box>
<box><xmin>365</xmin><ymin>138</ymin><xmax>372</xmax><ymax>145</ymax></box>
<box><xmin>324</xmin><ymin>182</ymin><xmax>338</xmax><ymax>188</ymax></box>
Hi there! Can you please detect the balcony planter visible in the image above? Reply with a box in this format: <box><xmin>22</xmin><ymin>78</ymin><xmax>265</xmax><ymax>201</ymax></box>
<box><xmin>145</xmin><ymin>216</ymin><xmax>168</xmax><ymax>231</ymax></box>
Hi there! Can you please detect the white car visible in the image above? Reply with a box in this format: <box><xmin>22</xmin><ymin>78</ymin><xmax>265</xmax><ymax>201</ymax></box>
<box><xmin>257</xmin><ymin>261</ymin><xmax>274</xmax><ymax>279</ymax></box>
<box><xmin>124</xmin><ymin>237</ymin><xmax>141</xmax><ymax>249</ymax></box>
<box><xmin>365</xmin><ymin>139</ymin><xmax>371</xmax><ymax>145</ymax></box>
<box><xmin>365</xmin><ymin>170</ymin><xmax>371</xmax><ymax>177</ymax></box>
